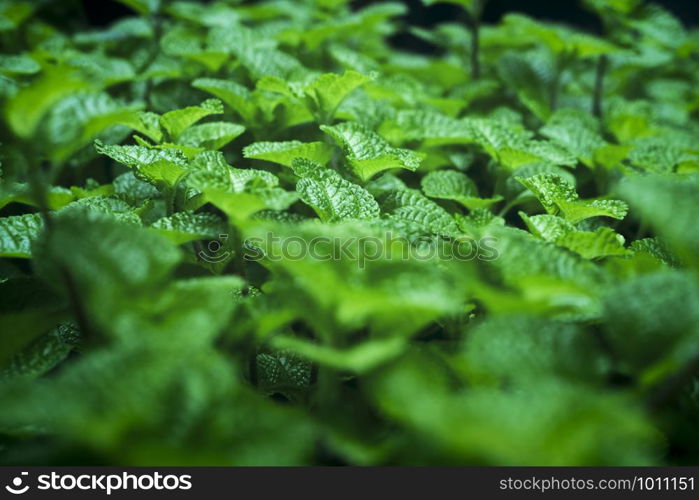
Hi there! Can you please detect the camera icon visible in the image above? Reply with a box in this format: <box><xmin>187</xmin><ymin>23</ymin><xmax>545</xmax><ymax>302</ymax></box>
<box><xmin>5</xmin><ymin>472</ymin><xmax>29</xmax><ymax>495</ymax></box>
<box><xmin>198</xmin><ymin>234</ymin><xmax>231</xmax><ymax>263</ymax></box>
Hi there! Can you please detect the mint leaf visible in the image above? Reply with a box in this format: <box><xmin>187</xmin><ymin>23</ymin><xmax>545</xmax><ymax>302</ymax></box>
<box><xmin>293</xmin><ymin>159</ymin><xmax>380</xmax><ymax>222</ymax></box>
<box><xmin>380</xmin><ymin>189</ymin><xmax>459</xmax><ymax>238</ymax></box>
<box><xmin>518</xmin><ymin>174</ymin><xmax>628</xmax><ymax>223</ymax></box>
<box><xmin>178</xmin><ymin>122</ymin><xmax>245</xmax><ymax>150</ymax></box>
<box><xmin>321</xmin><ymin>122</ymin><xmax>423</xmax><ymax>181</ymax></box>
<box><xmin>94</xmin><ymin>141</ymin><xmax>189</xmax><ymax>188</ymax></box>
<box><xmin>192</xmin><ymin>78</ymin><xmax>257</xmax><ymax>124</ymax></box>
<box><xmin>243</xmin><ymin>141</ymin><xmax>333</xmax><ymax>167</ymax></box>
<box><xmin>151</xmin><ymin>212</ymin><xmax>227</xmax><ymax>245</ymax></box>
<box><xmin>160</xmin><ymin>99</ymin><xmax>224</xmax><ymax>141</ymax></box>
<box><xmin>421</xmin><ymin>170</ymin><xmax>503</xmax><ymax>209</ymax></box>
<box><xmin>303</xmin><ymin>70</ymin><xmax>371</xmax><ymax>121</ymax></box>
<box><xmin>0</xmin><ymin>213</ymin><xmax>43</xmax><ymax>258</ymax></box>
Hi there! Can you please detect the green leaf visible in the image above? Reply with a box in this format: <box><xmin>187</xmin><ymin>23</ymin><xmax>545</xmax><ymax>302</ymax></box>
<box><xmin>271</xmin><ymin>336</ymin><xmax>405</xmax><ymax>374</ymax></box>
<box><xmin>380</xmin><ymin>189</ymin><xmax>459</xmax><ymax>238</ymax></box>
<box><xmin>0</xmin><ymin>54</ymin><xmax>40</xmax><ymax>75</ymax></box>
<box><xmin>556</xmin><ymin>227</ymin><xmax>628</xmax><ymax>259</ymax></box>
<box><xmin>160</xmin><ymin>99</ymin><xmax>223</xmax><ymax>141</ymax></box>
<box><xmin>468</xmin><ymin>119</ymin><xmax>577</xmax><ymax>169</ymax></box>
<box><xmin>1</xmin><ymin>323</ymin><xmax>80</xmax><ymax>380</ymax></box>
<box><xmin>73</xmin><ymin>18</ymin><xmax>153</xmax><ymax>45</ymax></box>
<box><xmin>151</xmin><ymin>212</ymin><xmax>227</xmax><ymax>245</ymax></box>
<box><xmin>32</xmin><ymin>210</ymin><xmax>183</xmax><ymax>337</ymax></box>
<box><xmin>243</xmin><ymin>141</ymin><xmax>333</xmax><ymax>167</ymax></box>
<box><xmin>178</xmin><ymin>122</ymin><xmax>245</xmax><ymax>150</ymax></box>
<box><xmin>482</xmin><ymin>225</ymin><xmax>607</xmax><ymax>289</ymax></box>
<box><xmin>523</xmin><ymin>211</ymin><xmax>629</xmax><ymax>260</ymax></box>
<box><xmin>369</xmin><ymin>357</ymin><xmax>656</xmax><ymax>465</ymax></box>
<box><xmin>6</xmin><ymin>66</ymin><xmax>90</xmax><ymax>138</ymax></box>
<box><xmin>519</xmin><ymin>213</ymin><xmax>575</xmax><ymax>242</ymax></box>
<box><xmin>120</xmin><ymin>111</ymin><xmax>164</xmax><ymax>143</ymax></box>
<box><xmin>461</xmin><ymin>315</ymin><xmax>608</xmax><ymax>383</ymax></box>
<box><xmin>0</xmin><ymin>184</ymin><xmax>76</xmax><ymax>211</ymax></box>
<box><xmin>618</xmin><ymin>175</ymin><xmax>699</xmax><ymax>267</ymax></box>
<box><xmin>115</xmin><ymin>0</ymin><xmax>160</xmax><ymax>15</ymax></box>
<box><xmin>517</xmin><ymin>174</ymin><xmax>628</xmax><ymax>223</ymax></box>
<box><xmin>192</xmin><ymin>78</ymin><xmax>257</xmax><ymax>124</ymax></box>
<box><xmin>603</xmin><ymin>271</ymin><xmax>699</xmax><ymax>371</ymax></box>
<box><xmin>256</xmin><ymin>348</ymin><xmax>312</xmax><ymax>398</ymax></box>
<box><xmin>94</xmin><ymin>141</ymin><xmax>189</xmax><ymax>188</ymax></box>
<box><xmin>245</xmin><ymin>221</ymin><xmax>471</xmax><ymax>336</ymax></box>
<box><xmin>321</xmin><ymin>122</ymin><xmax>424</xmax><ymax>181</ymax></box>
<box><xmin>42</xmin><ymin>92</ymin><xmax>143</xmax><ymax>161</ymax></box>
<box><xmin>303</xmin><ymin>71</ymin><xmax>371</xmax><ymax>120</ymax></box>
<box><xmin>187</xmin><ymin>151</ymin><xmax>279</xmax><ymax>192</ymax></box>
<box><xmin>504</xmin><ymin>14</ymin><xmax>618</xmax><ymax>58</ymax></box>
<box><xmin>498</xmin><ymin>51</ymin><xmax>553</xmax><ymax>121</ymax></box>
<box><xmin>517</xmin><ymin>174</ymin><xmax>577</xmax><ymax>214</ymax></box>
<box><xmin>236</xmin><ymin>47</ymin><xmax>306</xmax><ymax>80</ymax></box>
<box><xmin>540</xmin><ymin>109</ymin><xmax>606</xmax><ymax>167</ymax></box>
<box><xmin>292</xmin><ymin>159</ymin><xmax>380</xmax><ymax>222</ymax></box>
<box><xmin>0</xmin><ymin>213</ymin><xmax>43</xmax><ymax>258</ymax></box>
<box><xmin>421</xmin><ymin>170</ymin><xmax>502</xmax><ymax>210</ymax></box>
<box><xmin>203</xmin><ymin>190</ymin><xmax>269</xmax><ymax>222</ymax></box>
<box><xmin>59</xmin><ymin>196</ymin><xmax>142</xmax><ymax>226</ymax></box>
<box><xmin>382</xmin><ymin>110</ymin><xmax>473</xmax><ymax>146</ymax></box>
<box><xmin>556</xmin><ymin>199</ymin><xmax>629</xmax><ymax>225</ymax></box>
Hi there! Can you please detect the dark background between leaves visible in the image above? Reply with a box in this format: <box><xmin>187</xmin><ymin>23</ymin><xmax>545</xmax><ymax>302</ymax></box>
<box><xmin>68</xmin><ymin>0</ymin><xmax>699</xmax><ymax>54</ymax></box>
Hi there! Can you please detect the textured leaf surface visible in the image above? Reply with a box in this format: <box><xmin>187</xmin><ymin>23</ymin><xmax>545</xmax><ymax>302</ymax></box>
<box><xmin>243</xmin><ymin>141</ymin><xmax>333</xmax><ymax>167</ymax></box>
<box><xmin>421</xmin><ymin>170</ymin><xmax>502</xmax><ymax>210</ymax></box>
<box><xmin>321</xmin><ymin>122</ymin><xmax>423</xmax><ymax>181</ymax></box>
<box><xmin>151</xmin><ymin>212</ymin><xmax>227</xmax><ymax>244</ymax></box>
<box><xmin>95</xmin><ymin>141</ymin><xmax>189</xmax><ymax>187</ymax></box>
<box><xmin>293</xmin><ymin>159</ymin><xmax>380</xmax><ymax>222</ymax></box>
<box><xmin>192</xmin><ymin>78</ymin><xmax>256</xmax><ymax>123</ymax></box>
<box><xmin>303</xmin><ymin>71</ymin><xmax>371</xmax><ymax>119</ymax></box>
<box><xmin>178</xmin><ymin>122</ymin><xmax>245</xmax><ymax>150</ymax></box>
<box><xmin>380</xmin><ymin>189</ymin><xmax>459</xmax><ymax>237</ymax></box>
<box><xmin>160</xmin><ymin>99</ymin><xmax>223</xmax><ymax>140</ymax></box>
<box><xmin>518</xmin><ymin>174</ymin><xmax>628</xmax><ymax>223</ymax></box>
<box><xmin>0</xmin><ymin>213</ymin><xmax>43</xmax><ymax>258</ymax></box>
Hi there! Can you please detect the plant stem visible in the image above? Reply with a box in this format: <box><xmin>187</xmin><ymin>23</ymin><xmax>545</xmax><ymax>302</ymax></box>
<box><xmin>592</xmin><ymin>55</ymin><xmax>608</xmax><ymax>118</ymax></box>
<box><xmin>550</xmin><ymin>52</ymin><xmax>573</xmax><ymax>112</ymax></box>
<box><xmin>497</xmin><ymin>198</ymin><xmax>518</xmax><ymax>218</ymax></box>
<box><xmin>464</xmin><ymin>2</ymin><xmax>483</xmax><ymax>80</ymax></box>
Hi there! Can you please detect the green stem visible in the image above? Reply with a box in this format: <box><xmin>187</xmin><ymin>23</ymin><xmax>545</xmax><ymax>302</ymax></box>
<box><xmin>497</xmin><ymin>197</ymin><xmax>520</xmax><ymax>218</ymax></box>
<box><xmin>164</xmin><ymin>186</ymin><xmax>176</xmax><ymax>216</ymax></box>
<box><xmin>463</xmin><ymin>3</ymin><xmax>483</xmax><ymax>80</ymax></box>
<box><xmin>592</xmin><ymin>55</ymin><xmax>608</xmax><ymax>118</ymax></box>
<box><xmin>550</xmin><ymin>52</ymin><xmax>571</xmax><ymax>112</ymax></box>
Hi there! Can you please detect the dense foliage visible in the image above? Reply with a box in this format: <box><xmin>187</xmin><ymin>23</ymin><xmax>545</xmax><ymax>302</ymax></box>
<box><xmin>1</xmin><ymin>0</ymin><xmax>698</xmax><ymax>466</ymax></box>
